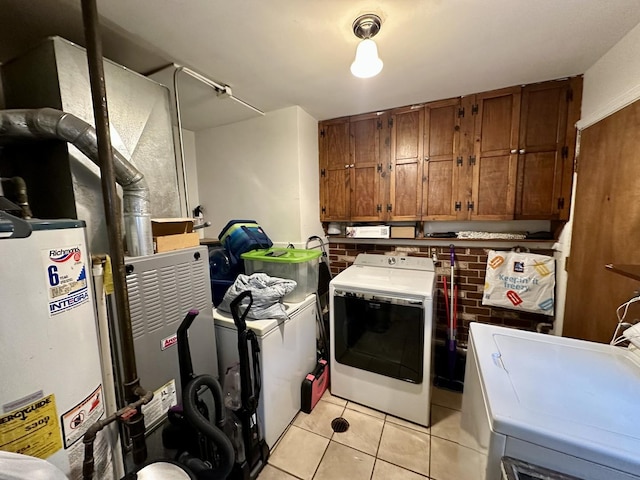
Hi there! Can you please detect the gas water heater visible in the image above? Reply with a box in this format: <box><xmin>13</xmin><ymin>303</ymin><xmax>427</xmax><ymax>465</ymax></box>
<box><xmin>0</xmin><ymin>218</ymin><xmax>118</xmax><ymax>479</ymax></box>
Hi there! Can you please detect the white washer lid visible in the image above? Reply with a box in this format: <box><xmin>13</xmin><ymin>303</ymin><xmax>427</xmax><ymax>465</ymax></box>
<box><xmin>213</xmin><ymin>294</ymin><xmax>314</xmax><ymax>336</ymax></box>
<box><xmin>331</xmin><ymin>264</ymin><xmax>434</xmax><ymax>298</ymax></box>
<box><xmin>470</xmin><ymin>322</ymin><xmax>640</xmax><ymax>474</ymax></box>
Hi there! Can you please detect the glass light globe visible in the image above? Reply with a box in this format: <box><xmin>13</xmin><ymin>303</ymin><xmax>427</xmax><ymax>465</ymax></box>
<box><xmin>350</xmin><ymin>39</ymin><xmax>383</xmax><ymax>78</ymax></box>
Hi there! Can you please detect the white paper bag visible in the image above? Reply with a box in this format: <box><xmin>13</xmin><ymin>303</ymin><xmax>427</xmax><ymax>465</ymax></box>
<box><xmin>482</xmin><ymin>250</ymin><xmax>555</xmax><ymax>316</ymax></box>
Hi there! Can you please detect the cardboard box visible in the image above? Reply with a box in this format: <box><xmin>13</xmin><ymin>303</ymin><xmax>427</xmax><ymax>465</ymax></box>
<box><xmin>390</xmin><ymin>226</ymin><xmax>416</xmax><ymax>238</ymax></box>
<box><xmin>151</xmin><ymin>218</ymin><xmax>199</xmax><ymax>253</ymax></box>
<box><xmin>345</xmin><ymin>225</ymin><xmax>390</xmax><ymax>239</ymax></box>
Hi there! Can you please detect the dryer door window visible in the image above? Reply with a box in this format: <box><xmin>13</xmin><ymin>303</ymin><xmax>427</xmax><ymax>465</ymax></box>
<box><xmin>333</xmin><ymin>293</ymin><xmax>424</xmax><ymax>383</ymax></box>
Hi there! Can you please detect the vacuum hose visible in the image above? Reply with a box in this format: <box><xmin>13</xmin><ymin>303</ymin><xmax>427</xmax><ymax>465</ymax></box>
<box><xmin>183</xmin><ymin>375</ymin><xmax>235</xmax><ymax>480</ymax></box>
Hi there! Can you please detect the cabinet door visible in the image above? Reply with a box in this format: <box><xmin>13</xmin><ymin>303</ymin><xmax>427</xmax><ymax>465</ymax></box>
<box><xmin>471</xmin><ymin>87</ymin><xmax>521</xmax><ymax>220</ymax></box>
<box><xmin>389</xmin><ymin>106</ymin><xmax>423</xmax><ymax>220</ymax></box>
<box><xmin>560</xmin><ymin>76</ymin><xmax>582</xmax><ymax>221</ymax></box>
<box><xmin>319</xmin><ymin>118</ymin><xmax>350</xmax><ymax>221</ymax></box>
<box><xmin>350</xmin><ymin>113</ymin><xmax>385</xmax><ymax>221</ymax></box>
<box><xmin>515</xmin><ymin>80</ymin><xmax>569</xmax><ymax>219</ymax></box>
<box><xmin>422</xmin><ymin>98</ymin><xmax>460</xmax><ymax>220</ymax></box>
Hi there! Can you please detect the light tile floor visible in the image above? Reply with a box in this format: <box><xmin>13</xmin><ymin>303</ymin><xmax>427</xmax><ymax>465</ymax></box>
<box><xmin>261</xmin><ymin>387</ymin><xmax>484</xmax><ymax>480</ymax></box>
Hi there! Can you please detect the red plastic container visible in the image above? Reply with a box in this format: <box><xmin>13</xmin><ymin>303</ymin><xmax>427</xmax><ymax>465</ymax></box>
<box><xmin>301</xmin><ymin>359</ymin><xmax>329</xmax><ymax>413</ymax></box>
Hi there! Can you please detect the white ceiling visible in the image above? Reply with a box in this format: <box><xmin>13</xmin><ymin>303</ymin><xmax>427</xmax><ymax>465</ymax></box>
<box><xmin>2</xmin><ymin>0</ymin><xmax>640</xmax><ymax>130</ymax></box>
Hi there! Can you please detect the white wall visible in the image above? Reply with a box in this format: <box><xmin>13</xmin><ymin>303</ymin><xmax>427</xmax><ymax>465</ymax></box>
<box><xmin>555</xmin><ymin>20</ymin><xmax>640</xmax><ymax>335</ymax></box>
<box><xmin>296</xmin><ymin>107</ymin><xmax>322</xmax><ymax>246</ymax></box>
<box><xmin>578</xmin><ymin>20</ymin><xmax>640</xmax><ymax>129</ymax></box>
<box><xmin>194</xmin><ymin>106</ymin><xmax>323</xmax><ymax>246</ymax></box>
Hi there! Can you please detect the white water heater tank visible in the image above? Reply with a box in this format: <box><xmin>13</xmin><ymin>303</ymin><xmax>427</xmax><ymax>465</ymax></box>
<box><xmin>0</xmin><ymin>218</ymin><xmax>118</xmax><ymax>479</ymax></box>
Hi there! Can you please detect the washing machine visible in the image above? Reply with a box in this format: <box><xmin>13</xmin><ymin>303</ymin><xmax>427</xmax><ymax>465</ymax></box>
<box><xmin>460</xmin><ymin>322</ymin><xmax>640</xmax><ymax>480</ymax></box>
<box><xmin>213</xmin><ymin>294</ymin><xmax>317</xmax><ymax>448</ymax></box>
<box><xmin>329</xmin><ymin>254</ymin><xmax>436</xmax><ymax>426</ymax></box>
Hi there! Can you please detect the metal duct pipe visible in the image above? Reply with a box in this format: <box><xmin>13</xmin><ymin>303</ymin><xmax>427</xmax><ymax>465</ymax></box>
<box><xmin>0</xmin><ymin>176</ymin><xmax>32</xmax><ymax>219</ymax></box>
<box><xmin>0</xmin><ymin>107</ymin><xmax>153</xmax><ymax>256</ymax></box>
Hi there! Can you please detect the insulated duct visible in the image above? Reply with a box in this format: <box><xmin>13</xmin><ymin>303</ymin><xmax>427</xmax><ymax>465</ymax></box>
<box><xmin>0</xmin><ymin>107</ymin><xmax>153</xmax><ymax>256</ymax></box>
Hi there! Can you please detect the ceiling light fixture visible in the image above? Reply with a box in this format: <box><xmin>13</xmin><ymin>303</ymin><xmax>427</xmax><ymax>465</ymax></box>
<box><xmin>350</xmin><ymin>14</ymin><xmax>383</xmax><ymax>79</ymax></box>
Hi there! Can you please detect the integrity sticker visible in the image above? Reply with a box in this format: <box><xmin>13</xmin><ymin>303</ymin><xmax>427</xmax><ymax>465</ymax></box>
<box><xmin>41</xmin><ymin>244</ymin><xmax>89</xmax><ymax>317</ymax></box>
<box><xmin>0</xmin><ymin>393</ymin><xmax>63</xmax><ymax>459</ymax></box>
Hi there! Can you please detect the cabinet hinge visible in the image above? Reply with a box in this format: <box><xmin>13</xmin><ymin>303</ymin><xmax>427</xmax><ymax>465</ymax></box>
<box><xmin>458</xmin><ymin>107</ymin><xmax>465</xmax><ymax>118</ymax></box>
<box><xmin>455</xmin><ymin>201</ymin><xmax>462</xmax><ymax>211</ymax></box>
<box><xmin>387</xmin><ymin>204</ymin><xmax>392</xmax><ymax>212</ymax></box>
<box><xmin>468</xmin><ymin>155</ymin><xmax>476</xmax><ymax>166</ymax></box>
<box><xmin>558</xmin><ymin>197</ymin><xmax>565</xmax><ymax>210</ymax></box>
<box><xmin>321</xmin><ymin>168</ymin><xmax>326</xmax><ymax>177</ymax></box>
<box><xmin>376</xmin><ymin>204</ymin><xmax>382</xmax><ymax>213</ymax></box>
<box><xmin>566</xmin><ymin>88</ymin><xmax>573</xmax><ymax>102</ymax></box>
<box><xmin>377</xmin><ymin>120</ymin><xmax>382</xmax><ymax>129</ymax></box>
<box><xmin>467</xmin><ymin>201</ymin><xmax>474</xmax><ymax>211</ymax></box>
<box><xmin>321</xmin><ymin>206</ymin><xmax>326</xmax><ymax>214</ymax></box>
<box><xmin>561</xmin><ymin>146</ymin><xmax>569</xmax><ymax>159</ymax></box>
<box><xmin>377</xmin><ymin>164</ymin><xmax>382</xmax><ymax>173</ymax></box>
<box><xmin>471</xmin><ymin>104</ymin><xmax>479</xmax><ymax>115</ymax></box>
<box><xmin>388</xmin><ymin>118</ymin><xmax>393</xmax><ymax>128</ymax></box>
<box><xmin>320</xmin><ymin>129</ymin><xmax>325</xmax><ymax>138</ymax></box>
<box><xmin>456</xmin><ymin>156</ymin><xmax>464</xmax><ymax>167</ymax></box>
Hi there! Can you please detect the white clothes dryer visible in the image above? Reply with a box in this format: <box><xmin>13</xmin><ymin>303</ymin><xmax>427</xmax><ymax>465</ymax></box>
<box><xmin>461</xmin><ymin>322</ymin><xmax>640</xmax><ymax>480</ymax></box>
<box><xmin>329</xmin><ymin>254</ymin><xmax>436</xmax><ymax>426</ymax></box>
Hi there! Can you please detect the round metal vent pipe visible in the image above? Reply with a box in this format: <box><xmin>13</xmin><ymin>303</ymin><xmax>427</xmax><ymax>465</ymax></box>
<box><xmin>0</xmin><ymin>107</ymin><xmax>153</xmax><ymax>256</ymax></box>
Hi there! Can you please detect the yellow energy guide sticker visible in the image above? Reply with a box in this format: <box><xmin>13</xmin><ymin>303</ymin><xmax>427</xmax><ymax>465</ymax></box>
<box><xmin>0</xmin><ymin>394</ymin><xmax>62</xmax><ymax>459</ymax></box>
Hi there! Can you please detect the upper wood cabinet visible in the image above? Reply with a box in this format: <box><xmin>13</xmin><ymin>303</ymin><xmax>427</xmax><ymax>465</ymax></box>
<box><xmin>350</xmin><ymin>112</ymin><xmax>387</xmax><ymax>221</ymax></box>
<box><xmin>515</xmin><ymin>77</ymin><xmax>582</xmax><ymax>220</ymax></box>
<box><xmin>422</xmin><ymin>98</ymin><xmax>461</xmax><ymax>220</ymax></box>
<box><xmin>319</xmin><ymin>117</ymin><xmax>349</xmax><ymax>221</ymax></box>
<box><xmin>319</xmin><ymin>113</ymin><xmax>387</xmax><ymax>221</ymax></box>
<box><xmin>318</xmin><ymin>76</ymin><xmax>582</xmax><ymax>224</ymax></box>
<box><xmin>389</xmin><ymin>106</ymin><xmax>423</xmax><ymax>220</ymax></box>
<box><xmin>470</xmin><ymin>86</ymin><xmax>521</xmax><ymax>220</ymax></box>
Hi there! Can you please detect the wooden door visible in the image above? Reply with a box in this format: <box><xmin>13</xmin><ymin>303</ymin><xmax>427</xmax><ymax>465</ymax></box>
<box><xmin>422</xmin><ymin>98</ymin><xmax>460</xmax><ymax>220</ymax></box>
<box><xmin>389</xmin><ymin>106</ymin><xmax>423</xmax><ymax>220</ymax></box>
<box><xmin>564</xmin><ymin>99</ymin><xmax>640</xmax><ymax>343</ymax></box>
<box><xmin>349</xmin><ymin>112</ymin><xmax>385</xmax><ymax>221</ymax></box>
<box><xmin>471</xmin><ymin>87</ymin><xmax>521</xmax><ymax>220</ymax></box>
<box><xmin>319</xmin><ymin>118</ymin><xmax>350</xmax><ymax>221</ymax></box>
<box><xmin>515</xmin><ymin>80</ymin><xmax>569</xmax><ymax>219</ymax></box>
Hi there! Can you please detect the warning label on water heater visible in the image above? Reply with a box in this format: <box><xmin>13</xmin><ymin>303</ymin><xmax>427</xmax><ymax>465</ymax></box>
<box><xmin>41</xmin><ymin>244</ymin><xmax>89</xmax><ymax>317</ymax></box>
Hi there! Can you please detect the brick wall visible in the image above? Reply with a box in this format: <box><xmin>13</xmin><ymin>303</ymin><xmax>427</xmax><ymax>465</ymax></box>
<box><xmin>328</xmin><ymin>242</ymin><xmax>554</xmax><ymax>347</ymax></box>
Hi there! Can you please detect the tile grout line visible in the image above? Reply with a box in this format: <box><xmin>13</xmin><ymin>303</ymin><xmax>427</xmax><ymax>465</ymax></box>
<box><xmin>376</xmin><ymin>421</ymin><xmax>433</xmax><ymax>479</ymax></box>
<box><xmin>309</xmin><ymin>404</ymin><xmax>346</xmax><ymax>480</ymax></box>
<box><xmin>284</xmin><ymin>395</ymin><xmax>461</xmax><ymax>479</ymax></box>
<box><xmin>267</xmin><ymin>463</ymin><xmax>305</xmax><ymax>480</ymax></box>
<box><xmin>367</xmin><ymin>418</ymin><xmax>387</xmax><ymax>480</ymax></box>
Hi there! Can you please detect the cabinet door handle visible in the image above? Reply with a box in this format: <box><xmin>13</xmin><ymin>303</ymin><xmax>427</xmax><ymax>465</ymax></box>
<box><xmin>510</xmin><ymin>149</ymin><xmax>518</xmax><ymax>154</ymax></box>
<box><xmin>519</xmin><ymin>149</ymin><xmax>526</xmax><ymax>154</ymax></box>
<box><xmin>424</xmin><ymin>156</ymin><xmax>430</xmax><ymax>161</ymax></box>
<box><xmin>350</xmin><ymin>164</ymin><xmax>355</xmax><ymax>168</ymax></box>
<box><xmin>344</xmin><ymin>164</ymin><xmax>350</xmax><ymax>168</ymax></box>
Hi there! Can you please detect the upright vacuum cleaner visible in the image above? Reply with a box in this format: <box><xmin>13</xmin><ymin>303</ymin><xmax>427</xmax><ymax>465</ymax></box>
<box><xmin>227</xmin><ymin>291</ymin><xmax>270</xmax><ymax>480</ymax></box>
<box><xmin>162</xmin><ymin>309</ymin><xmax>235</xmax><ymax>479</ymax></box>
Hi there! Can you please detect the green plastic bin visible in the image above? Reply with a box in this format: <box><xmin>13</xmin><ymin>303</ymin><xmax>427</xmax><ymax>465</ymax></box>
<box><xmin>241</xmin><ymin>248</ymin><xmax>322</xmax><ymax>303</ymax></box>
